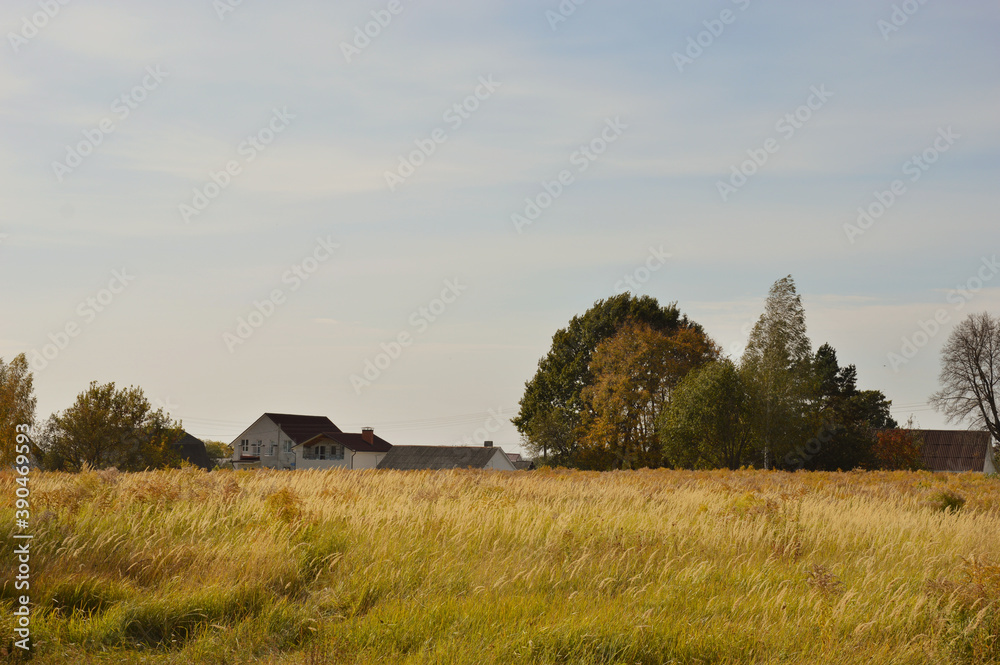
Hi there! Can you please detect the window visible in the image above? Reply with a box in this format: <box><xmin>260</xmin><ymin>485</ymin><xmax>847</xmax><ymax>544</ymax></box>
<box><xmin>283</xmin><ymin>440</ymin><xmax>293</xmax><ymax>453</ymax></box>
<box><xmin>333</xmin><ymin>444</ymin><xmax>345</xmax><ymax>460</ymax></box>
<box><xmin>318</xmin><ymin>445</ymin><xmax>326</xmax><ymax>460</ymax></box>
<box><xmin>255</xmin><ymin>440</ymin><xmax>263</xmax><ymax>455</ymax></box>
<box><xmin>269</xmin><ymin>444</ymin><xmax>276</xmax><ymax>456</ymax></box>
<box><xmin>241</xmin><ymin>439</ymin><xmax>249</xmax><ymax>452</ymax></box>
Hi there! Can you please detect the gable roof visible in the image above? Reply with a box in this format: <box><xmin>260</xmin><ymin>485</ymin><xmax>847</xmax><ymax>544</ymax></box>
<box><xmin>917</xmin><ymin>429</ymin><xmax>992</xmax><ymax>472</ymax></box>
<box><xmin>172</xmin><ymin>433</ymin><xmax>213</xmax><ymax>471</ymax></box>
<box><xmin>377</xmin><ymin>445</ymin><xmax>514</xmax><ymax>470</ymax></box>
<box><xmin>298</xmin><ymin>432</ymin><xmax>392</xmax><ymax>454</ymax></box>
<box><xmin>263</xmin><ymin>413</ymin><xmax>342</xmax><ymax>445</ymax></box>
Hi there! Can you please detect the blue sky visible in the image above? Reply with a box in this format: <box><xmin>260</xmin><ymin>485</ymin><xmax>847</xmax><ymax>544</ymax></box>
<box><xmin>1</xmin><ymin>0</ymin><xmax>998</xmax><ymax>451</ymax></box>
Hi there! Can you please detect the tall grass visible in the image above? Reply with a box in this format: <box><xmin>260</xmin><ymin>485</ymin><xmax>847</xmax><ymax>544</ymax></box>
<box><xmin>2</xmin><ymin>466</ymin><xmax>999</xmax><ymax>664</ymax></box>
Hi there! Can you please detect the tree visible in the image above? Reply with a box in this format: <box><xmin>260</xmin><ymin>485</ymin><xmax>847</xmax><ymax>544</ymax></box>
<box><xmin>659</xmin><ymin>359</ymin><xmax>757</xmax><ymax>469</ymax></box>
<box><xmin>872</xmin><ymin>418</ymin><xmax>925</xmax><ymax>471</ymax></box>
<box><xmin>204</xmin><ymin>440</ymin><xmax>233</xmax><ymax>459</ymax></box>
<box><xmin>38</xmin><ymin>382</ymin><xmax>184</xmax><ymax>471</ymax></box>
<box><xmin>0</xmin><ymin>354</ymin><xmax>37</xmax><ymax>466</ymax></box>
<box><xmin>579</xmin><ymin>322</ymin><xmax>719</xmax><ymax>469</ymax></box>
<box><xmin>792</xmin><ymin>343</ymin><xmax>897</xmax><ymax>470</ymax></box>
<box><xmin>929</xmin><ymin>312</ymin><xmax>1000</xmax><ymax>444</ymax></box>
<box><xmin>740</xmin><ymin>276</ymin><xmax>814</xmax><ymax>466</ymax></box>
<box><xmin>514</xmin><ymin>294</ymin><xmax>700</xmax><ymax>466</ymax></box>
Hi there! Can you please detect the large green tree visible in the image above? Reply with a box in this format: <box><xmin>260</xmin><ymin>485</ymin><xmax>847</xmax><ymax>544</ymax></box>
<box><xmin>514</xmin><ymin>294</ymin><xmax>699</xmax><ymax>466</ymax></box>
<box><xmin>659</xmin><ymin>358</ymin><xmax>757</xmax><ymax>469</ymax></box>
<box><xmin>740</xmin><ymin>276</ymin><xmax>814</xmax><ymax>466</ymax></box>
<box><xmin>0</xmin><ymin>354</ymin><xmax>37</xmax><ymax>466</ymax></box>
<box><xmin>38</xmin><ymin>381</ymin><xmax>184</xmax><ymax>471</ymax></box>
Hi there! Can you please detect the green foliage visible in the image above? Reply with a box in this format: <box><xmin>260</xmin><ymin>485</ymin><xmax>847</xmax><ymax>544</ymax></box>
<box><xmin>203</xmin><ymin>440</ymin><xmax>233</xmax><ymax>459</ymax></box>
<box><xmin>514</xmin><ymin>293</ymin><xmax>697</xmax><ymax>467</ymax></box>
<box><xmin>0</xmin><ymin>353</ymin><xmax>37</xmax><ymax>466</ymax></box>
<box><xmin>740</xmin><ymin>276</ymin><xmax>814</xmax><ymax>465</ymax></box>
<box><xmin>37</xmin><ymin>381</ymin><xmax>184</xmax><ymax>471</ymax></box>
<box><xmin>932</xmin><ymin>489</ymin><xmax>966</xmax><ymax>513</ymax></box>
<box><xmin>659</xmin><ymin>359</ymin><xmax>757</xmax><ymax>469</ymax></box>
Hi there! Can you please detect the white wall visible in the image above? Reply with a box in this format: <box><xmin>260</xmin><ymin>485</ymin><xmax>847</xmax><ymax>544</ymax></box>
<box><xmin>231</xmin><ymin>416</ymin><xmax>297</xmax><ymax>470</ymax></box>
<box><xmin>293</xmin><ymin>448</ymin><xmax>386</xmax><ymax>470</ymax></box>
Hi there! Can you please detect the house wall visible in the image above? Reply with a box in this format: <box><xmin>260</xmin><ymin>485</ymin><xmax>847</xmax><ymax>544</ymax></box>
<box><xmin>987</xmin><ymin>442</ymin><xmax>998</xmax><ymax>475</ymax></box>
<box><xmin>293</xmin><ymin>450</ymin><xmax>386</xmax><ymax>470</ymax></box>
<box><xmin>231</xmin><ymin>417</ymin><xmax>297</xmax><ymax>470</ymax></box>
<box><xmin>485</xmin><ymin>449</ymin><xmax>517</xmax><ymax>471</ymax></box>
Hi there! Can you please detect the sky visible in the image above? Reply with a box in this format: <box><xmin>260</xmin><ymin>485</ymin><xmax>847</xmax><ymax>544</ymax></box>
<box><xmin>1</xmin><ymin>0</ymin><xmax>998</xmax><ymax>454</ymax></box>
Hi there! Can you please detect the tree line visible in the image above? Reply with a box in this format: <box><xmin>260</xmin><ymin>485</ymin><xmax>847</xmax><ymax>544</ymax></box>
<box><xmin>514</xmin><ymin>276</ymin><xmax>1000</xmax><ymax>471</ymax></box>
<box><xmin>0</xmin><ymin>369</ymin><xmax>229</xmax><ymax>471</ymax></box>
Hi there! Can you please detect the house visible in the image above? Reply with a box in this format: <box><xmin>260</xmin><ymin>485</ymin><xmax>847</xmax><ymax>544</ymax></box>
<box><xmin>505</xmin><ymin>451</ymin><xmax>536</xmax><ymax>470</ymax></box>
<box><xmin>377</xmin><ymin>441</ymin><xmax>517</xmax><ymax>471</ymax></box>
<box><xmin>917</xmin><ymin>429</ymin><xmax>997</xmax><ymax>473</ymax></box>
<box><xmin>294</xmin><ymin>428</ymin><xmax>392</xmax><ymax>470</ymax></box>
<box><xmin>172</xmin><ymin>432</ymin><xmax>213</xmax><ymax>470</ymax></box>
<box><xmin>231</xmin><ymin>413</ymin><xmax>343</xmax><ymax>470</ymax></box>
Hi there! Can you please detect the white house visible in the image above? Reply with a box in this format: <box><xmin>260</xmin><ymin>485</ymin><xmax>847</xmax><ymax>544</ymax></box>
<box><xmin>231</xmin><ymin>413</ymin><xmax>343</xmax><ymax>470</ymax></box>
<box><xmin>294</xmin><ymin>429</ymin><xmax>392</xmax><ymax>470</ymax></box>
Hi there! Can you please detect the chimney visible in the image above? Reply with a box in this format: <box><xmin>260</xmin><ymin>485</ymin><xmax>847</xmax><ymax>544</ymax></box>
<box><xmin>484</xmin><ymin>440</ymin><xmax>493</xmax><ymax>448</ymax></box>
<box><xmin>362</xmin><ymin>427</ymin><xmax>374</xmax><ymax>444</ymax></box>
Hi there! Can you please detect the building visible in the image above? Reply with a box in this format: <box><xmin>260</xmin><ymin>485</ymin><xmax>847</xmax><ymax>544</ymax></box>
<box><xmin>231</xmin><ymin>413</ymin><xmax>343</xmax><ymax>470</ymax></box>
<box><xmin>377</xmin><ymin>441</ymin><xmax>517</xmax><ymax>471</ymax></box>
<box><xmin>294</xmin><ymin>428</ymin><xmax>392</xmax><ymax>470</ymax></box>
<box><xmin>506</xmin><ymin>452</ymin><xmax>535</xmax><ymax>470</ymax></box>
<box><xmin>172</xmin><ymin>432</ymin><xmax>213</xmax><ymax>470</ymax></box>
<box><xmin>917</xmin><ymin>429</ymin><xmax>997</xmax><ymax>473</ymax></box>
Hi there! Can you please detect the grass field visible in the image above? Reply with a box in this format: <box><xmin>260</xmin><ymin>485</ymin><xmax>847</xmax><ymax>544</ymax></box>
<box><xmin>2</xmin><ymin>466</ymin><xmax>999</xmax><ymax>664</ymax></box>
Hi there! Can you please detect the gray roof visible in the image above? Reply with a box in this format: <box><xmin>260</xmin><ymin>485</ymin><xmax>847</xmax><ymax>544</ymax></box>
<box><xmin>377</xmin><ymin>445</ymin><xmax>508</xmax><ymax>470</ymax></box>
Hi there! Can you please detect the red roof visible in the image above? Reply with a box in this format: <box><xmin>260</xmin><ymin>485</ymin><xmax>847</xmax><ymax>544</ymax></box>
<box><xmin>300</xmin><ymin>431</ymin><xmax>392</xmax><ymax>454</ymax></box>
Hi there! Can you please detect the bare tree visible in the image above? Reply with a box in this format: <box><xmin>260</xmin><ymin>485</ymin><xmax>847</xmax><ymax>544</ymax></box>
<box><xmin>930</xmin><ymin>312</ymin><xmax>1000</xmax><ymax>443</ymax></box>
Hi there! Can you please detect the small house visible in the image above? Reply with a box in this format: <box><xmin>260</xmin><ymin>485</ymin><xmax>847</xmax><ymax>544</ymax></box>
<box><xmin>377</xmin><ymin>441</ymin><xmax>517</xmax><ymax>471</ymax></box>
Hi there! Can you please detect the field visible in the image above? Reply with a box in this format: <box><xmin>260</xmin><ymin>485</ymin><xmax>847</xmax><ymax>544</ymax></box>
<box><xmin>2</xmin><ymin>467</ymin><xmax>999</xmax><ymax>664</ymax></box>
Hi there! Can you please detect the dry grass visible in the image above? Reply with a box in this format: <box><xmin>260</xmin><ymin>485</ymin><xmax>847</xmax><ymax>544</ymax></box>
<box><xmin>1</xmin><ymin>466</ymin><xmax>999</xmax><ymax>664</ymax></box>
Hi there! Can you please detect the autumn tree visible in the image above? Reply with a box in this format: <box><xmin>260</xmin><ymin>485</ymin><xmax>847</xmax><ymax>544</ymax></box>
<box><xmin>740</xmin><ymin>276</ymin><xmax>814</xmax><ymax>466</ymax></box>
<box><xmin>514</xmin><ymin>294</ymin><xmax>701</xmax><ymax>467</ymax></box>
<box><xmin>929</xmin><ymin>312</ymin><xmax>1000</xmax><ymax>444</ymax></box>
<box><xmin>872</xmin><ymin>419</ymin><xmax>925</xmax><ymax>471</ymax></box>
<box><xmin>659</xmin><ymin>358</ymin><xmax>757</xmax><ymax>469</ymax></box>
<box><xmin>579</xmin><ymin>322</ymin><xmax>718</xmax><ymax>469</ymax></box>
<box><xmin>37</xmin><ymin>381</ymin><xmax>184</xmax><ymax>471</ymax></box>
<box><xmin>0</xmin><ymin>354</ymin><xmax>37</xmax><ymax>466</ymax></box>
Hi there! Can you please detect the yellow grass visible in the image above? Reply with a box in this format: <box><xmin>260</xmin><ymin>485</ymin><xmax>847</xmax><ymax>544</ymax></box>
<box><xmin>2</xmin><ymin>467</ymin><xmax>999</xmax><ymax>664</ymax></box>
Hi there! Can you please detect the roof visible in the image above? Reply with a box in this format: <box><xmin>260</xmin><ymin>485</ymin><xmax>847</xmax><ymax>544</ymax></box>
<box><xmin>298</xmin><ymin>431</ymin><xmax>392</xmax><ymax>454</ymax></box>
<box><xmin>377</xmin><ymin>445</ymin><xmax>514</xmax><ymax>470</ymax></box>
<box><xmin>172</xmin><ymin>433</ymin><xmax>213</xmax><ymax>470</ymax></box>
<box><xmin>506</xmin><ymin>452</ymin><xmax>523</xmax><ymax>463</ymax></box>
<box><xmin>263</xmin><ymin>413</ymin><xmax>342</xmax><ymax>445</ymax></box>
<box><xmin>917</xmin><ymin>429</ymin><xmax>992</xmax><ymax>472</ymax></box>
